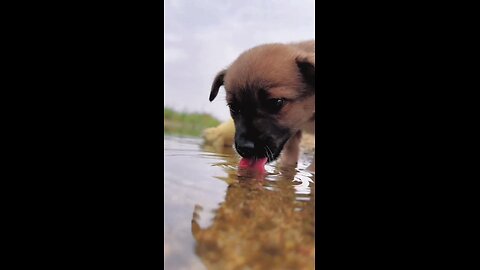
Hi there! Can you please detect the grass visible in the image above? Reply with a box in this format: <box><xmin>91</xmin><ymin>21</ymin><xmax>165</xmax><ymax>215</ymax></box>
<box><xmin>164</xmin><ymin>107</ymin><xmax>221</xmax><ymax>137</ymax></box>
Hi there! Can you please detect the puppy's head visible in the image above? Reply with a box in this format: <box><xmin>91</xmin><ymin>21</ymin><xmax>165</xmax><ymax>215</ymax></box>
<box><xmin>209</xmin><ymin>43</ymin><xmax>315</xmax><ymax>162</ymax></box>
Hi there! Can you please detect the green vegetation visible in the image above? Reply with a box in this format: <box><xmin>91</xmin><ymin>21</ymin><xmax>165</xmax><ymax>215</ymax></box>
<box><xmin>164</xmin><ymin>107</ymin><xmax>221</xmax><ymax>137</ymax></box>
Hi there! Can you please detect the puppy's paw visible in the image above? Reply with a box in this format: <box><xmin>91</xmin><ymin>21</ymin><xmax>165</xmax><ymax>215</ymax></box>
<box><xmin>279</xmin><ymin>156</ymin><xmax>299</xmax><ymax>169</ymax></box>
<box><xmin>306</xmin><ymin>156</ymin><xmax>315</xmax><ymax>173</ymax></box>
<box><xmin>306</xmin><ymin>163</ymin><xmax>315</xmax><ymax>173</ymax></box>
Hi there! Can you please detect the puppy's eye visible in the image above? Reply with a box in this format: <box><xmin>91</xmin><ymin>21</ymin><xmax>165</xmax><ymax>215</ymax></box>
<box><xmin>266</xmin><ymin>98</ymin><xmax>285</xmax><ymax>113</ymax></box>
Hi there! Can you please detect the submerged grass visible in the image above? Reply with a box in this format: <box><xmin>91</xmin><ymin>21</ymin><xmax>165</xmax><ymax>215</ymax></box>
<box><xmin>164</xmin><ymin>107</ymin><xmax>221</xmax><ymax>137</ymax></box>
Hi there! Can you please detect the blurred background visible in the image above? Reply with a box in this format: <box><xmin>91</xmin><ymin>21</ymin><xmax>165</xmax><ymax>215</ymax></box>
<box><xmin>164</xmin><ymin>0</ymin><xmax>315</xmax><ymax>128</ymax></box>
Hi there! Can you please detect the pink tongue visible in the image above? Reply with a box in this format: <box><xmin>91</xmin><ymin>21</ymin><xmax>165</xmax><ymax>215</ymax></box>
<box><xmin>239</xmin><ymin>157</ymin><xmax>268</xmax><ymax>171</ymax></box>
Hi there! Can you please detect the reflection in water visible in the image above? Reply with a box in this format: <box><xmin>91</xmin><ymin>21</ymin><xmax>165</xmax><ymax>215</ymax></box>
<box><xmin>191</xmin><ymin>143</ymin><xmax>315</xmax><ymax>270</ymax></box>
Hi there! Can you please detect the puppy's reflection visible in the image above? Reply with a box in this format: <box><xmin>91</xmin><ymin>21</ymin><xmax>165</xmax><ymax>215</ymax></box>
<box><xmin>192</xmin><ymin>144</ymin><xmax>315</xmax><ymax>270</ymax></box>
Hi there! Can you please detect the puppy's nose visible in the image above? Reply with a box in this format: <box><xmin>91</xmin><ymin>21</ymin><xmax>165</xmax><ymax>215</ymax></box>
<box><xmin>236</xmin><ymin>140</ymin><xmax>255</xmax><ymax>157</ymax></box>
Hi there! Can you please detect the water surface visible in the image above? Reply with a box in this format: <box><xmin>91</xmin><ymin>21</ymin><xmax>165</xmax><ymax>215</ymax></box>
<box><xmin>164</xmin><ymin>135</ymin><xmax>315</xmax><ymax>270</ymax></box>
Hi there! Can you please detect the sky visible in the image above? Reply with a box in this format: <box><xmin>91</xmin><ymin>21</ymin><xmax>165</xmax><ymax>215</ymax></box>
<box><xmin>164</xmin><ymin>0</ymin><xmax>315</xmax><ymax>121</ymax></box>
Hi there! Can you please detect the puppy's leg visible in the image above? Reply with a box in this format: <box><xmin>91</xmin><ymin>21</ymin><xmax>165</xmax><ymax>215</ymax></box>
<box><xmin>307</xmin><ymin>154</ymin><xmax>315</xmax><ymax>172</ymax></box>
<box><xmin>280</xmin><ymin>130</ymin><xmax>302</xmax><ymax>168</ymax></box>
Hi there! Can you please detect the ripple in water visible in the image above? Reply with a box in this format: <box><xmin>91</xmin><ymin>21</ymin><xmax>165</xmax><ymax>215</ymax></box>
<box><xmin>164</xmin><ymin>136</ymin><xmax>315</xmax><ymax>270</ymax></box>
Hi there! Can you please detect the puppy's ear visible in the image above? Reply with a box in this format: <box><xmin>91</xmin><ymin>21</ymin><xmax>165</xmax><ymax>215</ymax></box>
<box><xmin>209</xmin><ymin>69</ymin><xmax>227</xmax><ymax>102</ymax></box>
<box><xmin>296</xmin><ymin>54</ymin><xmax>315</xmax><ymax>88</ymax></box>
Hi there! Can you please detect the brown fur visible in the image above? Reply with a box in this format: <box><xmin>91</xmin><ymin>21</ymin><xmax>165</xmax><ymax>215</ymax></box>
<box><xmin>210</xmin><ymin>40</ymin><xmax>315</xmax><ymax>171</ymax></box>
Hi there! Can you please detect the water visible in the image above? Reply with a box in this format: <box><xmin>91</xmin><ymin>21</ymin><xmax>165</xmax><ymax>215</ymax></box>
<box><xmin>164</xmin><ymin>135</ymin><xmax>315</xmax><ymax>270</ymax></box>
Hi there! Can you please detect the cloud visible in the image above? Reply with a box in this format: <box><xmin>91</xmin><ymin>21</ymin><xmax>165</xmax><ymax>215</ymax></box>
<box><xmin>164</xmin><ymin>33</ymin><xmax>182</xmax><ymax>43</ymax></box>
<box><xmin>164</xmin><ymin>47</ymin><xmax>188</xmax><ymax>64</ymax></box>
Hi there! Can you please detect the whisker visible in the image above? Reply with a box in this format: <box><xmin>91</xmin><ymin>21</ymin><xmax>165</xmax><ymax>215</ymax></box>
<box><xmin>263</xmin><ymin>146</ymin><xmax>270</xmax><ymax>161</ymax></box>
<box><xmin>265</xmin><ymin>145</ymin><xmax>274</xmax><ymax>162</ymax></box>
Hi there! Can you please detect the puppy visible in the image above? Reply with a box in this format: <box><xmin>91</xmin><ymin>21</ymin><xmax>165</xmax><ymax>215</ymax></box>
<box><xmin>209</xmin><ymin>40</ymin><xmax>315</xmax><ymax>171</ymax></box>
